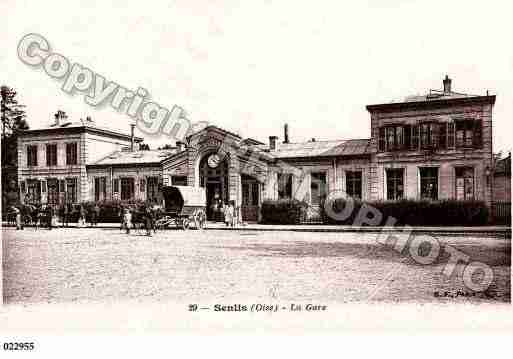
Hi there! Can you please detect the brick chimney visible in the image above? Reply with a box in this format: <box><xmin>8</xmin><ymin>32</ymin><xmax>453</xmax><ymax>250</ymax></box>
<box><xmin>130</xmin><ymin>124</ymin><xmax>135</xmax><ymax>151</ymax></box>
<box><xmin>443</xmin><ymin>75</ymin><xmax>452</xmax><ymax>94</ymax></box>
<box><xmin>283</xmin><ymin>123</ymin><xmax>289</xmax><ymax>144</ymax></box>
<box><xmin>269</xmin><ymin>136</ymin><xmax>278</xmax><ymax>151</ymax></box>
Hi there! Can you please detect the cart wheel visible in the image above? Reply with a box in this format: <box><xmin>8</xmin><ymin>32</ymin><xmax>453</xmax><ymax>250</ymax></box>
<box><xmin>182</xmin><ymin>218</ymin><xmax>190</xmax><ymax>230</ymax></box>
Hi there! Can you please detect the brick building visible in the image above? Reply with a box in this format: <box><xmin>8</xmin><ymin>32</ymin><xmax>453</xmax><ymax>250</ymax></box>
<box><xmin>17</xmin><ymin>76</ymin><xmax>498</xmax><ymax>222</ymax></box>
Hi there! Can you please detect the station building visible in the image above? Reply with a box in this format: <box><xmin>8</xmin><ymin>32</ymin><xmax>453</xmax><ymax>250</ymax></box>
<box><xmin>17</xmin><ymin>76</ymin><xmax>496</xmax><ymax>221</ymax></box>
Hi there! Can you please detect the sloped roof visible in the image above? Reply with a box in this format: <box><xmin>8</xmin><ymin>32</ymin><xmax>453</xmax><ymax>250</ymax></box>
<box><xmin>91</xmin><ymin>149</ymin><xmax>178</xmax><ymax>166</ymax></box>
<box><xmin>252</xmin><ymin>138</ymin><xmax>372</xmax><ymax>159</ymax></box>
<box><xmin>402</xmin><ymin>89</ymin><xmax>481</xmax><ymax>103</ymax></box>
<box><xmin>22</xmin><ymin>119</ymin><xmax>143</xmax><ymax>142</ymax></box>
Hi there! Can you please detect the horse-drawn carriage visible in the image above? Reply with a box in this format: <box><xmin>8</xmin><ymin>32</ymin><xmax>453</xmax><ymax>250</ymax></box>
<box><xmin>155</xmin><ymin>185</ymin><xmax>207</xmax><ymax>230</ymax></box>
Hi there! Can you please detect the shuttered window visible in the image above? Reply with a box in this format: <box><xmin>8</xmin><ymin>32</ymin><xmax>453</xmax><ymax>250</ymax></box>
<box><xmin>27</xmin><ymin>145</ymin><xmax>38</xmax><ymax>166</ymax></box>
<box><xmin>66</xmin><ymin>143</ymin><xmax>78</xmax><ymax>165</ymax></box>
<box><xmin>46</xmin><ymin>144</ymin><xmax>57</xmax><ymax>166</ymax></box>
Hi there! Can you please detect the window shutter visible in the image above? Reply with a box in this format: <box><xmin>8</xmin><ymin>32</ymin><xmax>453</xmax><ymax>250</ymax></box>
<box><xmin>447</xmin><ymin>122</ymin><xmax>455</xmax><ymax>148</ymax></box>
<box><xmin>411</xmin><ymin>125</ymin><xmax>419</xmax><ymax>150</ymax></box>
<box><xmin>378</xmin><ymin>127</ymin><xmax>385</xmax><ymax>152</ymax></box>
<box><xmin>404</xmin><ymin>125</ymin><xmax>411</xmax><ymax>149</ymax></box>
<box><xmin>438</xmin><ymin>122</ymin><xmax>447</xmax><ymax>149</ymax></box>
<box><xmin>431</xmin><ymin>123</ymin><xmax>439</xmax><ymax>149</ymax></box>
<box><xmin>473</xmin><ymin>119</ymin><xmax>483</xmax><ymax>148</ymax></box>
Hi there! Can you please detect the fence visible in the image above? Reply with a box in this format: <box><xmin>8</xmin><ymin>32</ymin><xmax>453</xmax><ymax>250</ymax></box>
<box><xmin>491</xmin><ymin>201</ymin><xmax>511</xmax><ymax>224</ymax></box>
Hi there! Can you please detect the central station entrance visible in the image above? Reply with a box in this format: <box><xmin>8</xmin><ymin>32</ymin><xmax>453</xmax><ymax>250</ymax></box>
<box><xmin>199</xmin><ymin>153</ymin><xmax>229</xmax><ymax>221</ymax></box>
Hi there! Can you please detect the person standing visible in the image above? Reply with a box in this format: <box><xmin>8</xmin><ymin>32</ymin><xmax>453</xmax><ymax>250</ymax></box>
<box><xmin>92</xmin><ymin>204</ymin><xmax>100</xmax><ymax>226</ymax></box>
<box><xmin>144</xmin><ymin>205</ymin><xmax>155</xmax><ymax>236</ymax></box>
<box><xmin>78</xmin><ymin>205</ymin><xmax>86</xmax><ymax>227</ymax></box>
<box><xmin>123</xmin><ymin>208</ymin><xmax>132</xmax><ymax>234</ymax></box>
<box><xmin>62</xmin><ymin>203</ymin><xmax>69</xmax><ymax>228</ymax></box>
<box><xmin>14</xmin><ymin>206</ymin><xmax>23</xmax><ymax>230</ymax></box>
<box><xmin>46</xmin><ymin>205</ymin><xmax>54</xmax><ymax>230</ymax></box>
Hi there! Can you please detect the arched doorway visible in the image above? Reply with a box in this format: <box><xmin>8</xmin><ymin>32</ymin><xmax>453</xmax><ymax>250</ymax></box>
<box><xmin>199</xmin><ymin>153</ymin><xmax>229</xmax><ymax>220</ymax></box>
<box><xmin>241</xmin><ymin>174</ymin><xmax>260</xmax><ymax>222</ymax></box>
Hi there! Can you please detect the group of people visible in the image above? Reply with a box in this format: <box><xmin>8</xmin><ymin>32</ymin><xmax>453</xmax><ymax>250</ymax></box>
<box><xmin>8</xmin><ymin>202</ymin><xmax>102</xmax><ymax>230</ymax></box>
<box><xmin>222</xmin><ymin>200</ymin><xmax>238</xmax><ymax>228</ymax></box>
<box><xmin>120</xmin><ymin>204</ymin><xmax>158</xmax><ymax>236</ymax></box>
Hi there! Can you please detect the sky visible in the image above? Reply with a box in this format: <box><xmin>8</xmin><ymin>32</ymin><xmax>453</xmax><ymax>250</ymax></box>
<box><xmin>2</xmin><ymin>0</ymin><xmax>512</xmax><ymax>154</ymax></box>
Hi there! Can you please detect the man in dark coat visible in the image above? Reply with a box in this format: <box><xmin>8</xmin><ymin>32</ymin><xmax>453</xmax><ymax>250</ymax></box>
<box><xmin>47</xmin><ymin>205</ymin><xmax>54</xmax><ymax>230</ymax></box>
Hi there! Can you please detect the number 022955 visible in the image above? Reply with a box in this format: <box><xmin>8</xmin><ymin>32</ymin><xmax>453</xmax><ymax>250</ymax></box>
<box><xmin>3</xmin><ymin>342</ymin><xmax>35</xmax><ymax>351</ymax></box>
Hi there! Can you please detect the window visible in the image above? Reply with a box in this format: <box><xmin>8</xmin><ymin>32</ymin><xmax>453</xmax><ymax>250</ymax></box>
<box><xmin>346</xmin><ymin>171</ymin><xmax>362</xmax><ymax>199</ymax></box>
<box><xmin>386</xmin><ymin>168</ymin><xmax>404</xmax><ymax>200</ymax></box>
<box><xmin>66</xmin><ymin>142</ymin><xmax>78</xmax><ymax>165</ymax></box>
<box><xmin>140</xmin><ymin>178</ymin><xmax>145</xmax><ymax>192</ymax></box>
<box><xmin>455</xmin><ymin>167</ymin><xmax>474</xmax><ymax>200</ymax></box>
<box><xmin>120</xmin><ymin>177</ymin><xmax>135</xmax><ymax>200</ymax></box>
<box><xmin>310</xmin><ymin>172</ymin><xmax>327</xmax><ymax>205</ymax></box>
<box><xmin>147</xmin><ymin>176</ymin><xmax>159</xmax><ymax>200</ymax></box>
<box><xmin>172</xmin><ymin>176</ymin><xmax>187</xmax><ymax>186</ymax></box>
<box><xmin>419</xmin><ymin>167</ymin><xmax>438</xmax><ymax>200</ymax></box>
<box><xmin>94</xmin><ymin>177</ymin><xmax>107</xmax><ymax>201</ymax></box>
<box><xmin>47</xmin><ymin>178</ymin><xmax>59</xmax><ymax>205</ymax></box>
<box><xmin>113</xmin><ymin>178</ymin><xmax>120</xmax><ymax>193</ymax></box>
<box><xmin>66</xmin><ymin>178</ymin><xmax>77</xmax><ymax>203</ymax></box>
<box><xmin>379</xmin><ymin>125</ymin><xmax>405</xmax><ymax>151</ymax></box>
<box><xmin>27</xmin><ymin>145</ymin><xmax>38</xmax><ymax>166</ymax></box>
<box><xmin>26</xmin><ymin>180</ymin><xmax>41</xmax><ymax>203</ymax></box>
<box><xmin>420</xmin><ymin>123</ymin><xmax>431</xmax><ymax>148</ymax></box>
<box><xmin>419</xmin><ymin>122</ymin><xmax>441</xmax><ymax>149</ymax></box>
<box><xmin>46</xmin><ymin>144</ymin><xmax>57</xmax><ymax>166</ymax></box>
<box><xmin>277</xmin><ymin>173</ymin><xmax>292</xmax><ymax>199</ymax></box>
<box><xmin>455</xmin><ymin>120</ymin><xmax>482</xmax><ymax>148</ymax></box>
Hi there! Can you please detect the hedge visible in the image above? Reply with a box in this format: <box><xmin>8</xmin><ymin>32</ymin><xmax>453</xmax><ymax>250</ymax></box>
<box><xmin>321</xmin><ymin>198</ymin><xmax>490</xmax><ymax>226</ymax></box>
<box><xmin>260</xmin><ymin>199</ymin><xmax>308</xmax><ymax>224</ymax></box>
<box><xmin>56</xmin><ymin>199</ymin><xmax>147</xmax><ymax>223</ymax></box>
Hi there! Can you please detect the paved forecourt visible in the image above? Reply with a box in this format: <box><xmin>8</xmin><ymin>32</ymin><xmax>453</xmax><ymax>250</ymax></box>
<box><xmin>2</xmin><ymin>227</ymin><xmax>510</xmax><ymax>304</ymax></box>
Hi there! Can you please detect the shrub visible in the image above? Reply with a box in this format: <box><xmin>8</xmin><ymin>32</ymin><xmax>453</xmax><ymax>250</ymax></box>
<box><xmin>260</xmin><ymin>199</ymin><xmax>308</xmax><ymax>224</ymax></box>
<box><xmin>321</xmin><ymin>198</ymin><xmax>490</xmax><ymax>226</ymax></box>
<box><xmin>56</xmin><ymin>199</ymin><xmax>147</xmax><ymax>223</ymax></box>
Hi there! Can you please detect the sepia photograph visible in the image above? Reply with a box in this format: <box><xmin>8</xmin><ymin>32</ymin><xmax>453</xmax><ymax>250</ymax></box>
<box><xmin>1</xmin><ymin>0</ymin><xmax>512</xmax><ymax>353</ymax></box>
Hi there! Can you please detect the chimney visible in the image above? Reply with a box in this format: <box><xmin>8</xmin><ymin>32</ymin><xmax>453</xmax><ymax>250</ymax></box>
<box><xmin>54</xmin><ymin>112</ymin><xmax>60</xmax><ymax>126</ymax></box>
<box><xmin>283</xmin><ymin>123</ymin><xmax>289</xmax><ymax>144</ymax></box>
<box><xmin>443</xmin><ymin>75</ymin><xmax>452</xmax><ymax>94</ymax></box>
<box><xmin>176</xmin><ymin>141</ymin><xmax>185</xmax><ymax>152</ymax></box>
<box><xmin>269</xmin><ymin>136</ymin><xmax>278</xmax><ymax>151</ymax></box>
<box><xmin>311</xmin><ymin>138</ymin><xmax>316</xmax><ymax>142</ymax></box>
<box><xmin>130</xmin><ymin>124</ymin><xmax>135</xmax><ymax>151</ymax></box>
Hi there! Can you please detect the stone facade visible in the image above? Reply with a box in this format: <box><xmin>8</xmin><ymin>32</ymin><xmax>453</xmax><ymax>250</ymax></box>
<box><xmin>17</xmin><ymin>120</ymin><xmax>139</xmax><ymax>205</ymax></box>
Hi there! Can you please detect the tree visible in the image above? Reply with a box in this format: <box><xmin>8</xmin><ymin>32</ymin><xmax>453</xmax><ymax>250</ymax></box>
<box><xmin>1</xmin><ymin>85</ymin><xmax>28</xmax><ymax>209</ymax></box>
<box><xmin>1</xmin><ymin>86</ymin><xmax>28</xmax><ymax>139</ymax></box>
